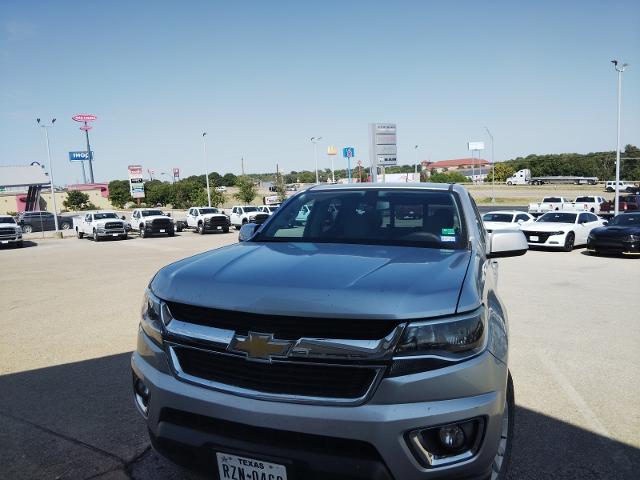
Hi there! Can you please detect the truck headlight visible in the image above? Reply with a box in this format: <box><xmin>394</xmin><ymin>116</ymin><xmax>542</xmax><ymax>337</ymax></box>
<box><xmin>140</xmin><ymin>289</ymin><xmax>172</xmax><ymax>346</ymax></box>
<box><xmin>394</xmin><ymin>308</ymin><xmax>486</xmax><ymax>359</ymax></box>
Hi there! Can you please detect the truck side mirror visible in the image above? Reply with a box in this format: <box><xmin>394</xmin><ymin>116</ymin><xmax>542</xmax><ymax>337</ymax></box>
<box><xmin>487</xmin><ymin>230</ymin><xmax>528</xmax><ymax>259</ymax></box>
<box><xmin>238</xmin><ymin>223</ymin><xmax>258</xmax><ymax>242</ymax></box>
<box><xmin>121</xmin><ymin>216</ymin><xmax>126</xmax><ymax>220</ymax></box>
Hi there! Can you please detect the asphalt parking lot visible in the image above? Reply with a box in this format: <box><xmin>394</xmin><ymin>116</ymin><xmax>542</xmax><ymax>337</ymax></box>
<box><xmin>1</xmin><ymin>232</ymin><xmax>639</xmax><ymax>479</ymax></box>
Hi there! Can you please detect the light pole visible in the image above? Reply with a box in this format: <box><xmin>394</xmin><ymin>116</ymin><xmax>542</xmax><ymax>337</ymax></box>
<box><xmin>202</xmin><ymin>132</ymin><xmax>211</xmax><ymax>207</ymax></box>
<box><xmin>311</xmin><ymin>137</ymin><xmax>322</xmax><ymax>183</ymax></box>
<box><xmin>612</xmin><ymin>60</ymin><xmax>628</xmax><ymax>216</ymax></box>
<box><xmin>485</xmin><ymin>127</ymin><xmax>495</xmax><ymax>203</ymax></box>
<box><xmin>160</xmin><ymin>172</ymin><xmax>175</xmax><ymax>184</ymax></box>
<box><xmin>36</xmin><ymin>118</ymin><xmax>59</xmax><ymax>232</ymax></box>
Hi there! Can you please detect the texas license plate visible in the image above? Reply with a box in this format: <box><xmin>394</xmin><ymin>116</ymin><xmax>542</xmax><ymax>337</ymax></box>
<box><xmin>1</xmin><ymin>240</ymin><xmax>8</xmax><ymax>244</ymax></box>
<box><xmin>530</xmin><ymin>236</ymin><xmax>539</xmax><ymax>241</ymax></box>
<box><xmin>216</xmin><ymin>452</ymin><xmax>287</xmax><ymax>480</ymax></box>
<box><xmin>159</xmin><ymin>229</ymin><xmax>165</xmax><ymax>233</ymax></box>
<box><xmin>112</xmin><ymin>234</ymin><xmax>119</xmax><ymax>237</ymax></box>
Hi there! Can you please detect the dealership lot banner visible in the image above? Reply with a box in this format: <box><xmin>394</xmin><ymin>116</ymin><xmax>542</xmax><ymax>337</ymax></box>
<box><xmin>128</xmin><ymin>165</ymin><xmax>145</xmax><ymax>198</ymax></box>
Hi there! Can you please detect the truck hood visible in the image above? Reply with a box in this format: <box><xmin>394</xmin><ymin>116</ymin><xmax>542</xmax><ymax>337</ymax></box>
<box><xmin>202</xmin><ymin>213</ymin><xmax>227</xmax><ymax>219</ymax></box>
<box><xmin>484</xmin><ymin>221</ymin><xmax>524</xmax><ymax>231</ymax></box>
<box><xmin>151</xmin><ymin>242</ymin><xmax>472</xmax><ymax>319</ymax></box>
<box><xmin>138</xmin><ymin>215</ymin><xmax>173</xmax><ymax>222</ymax></box>
<box><xmin>0</xmin><ymin>222</ymin><xmax>19</xmax><ymax>228</ymax></box>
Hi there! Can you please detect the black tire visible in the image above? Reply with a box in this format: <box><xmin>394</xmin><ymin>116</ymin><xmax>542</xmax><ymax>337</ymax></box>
<box><xmin>76</xmin><ymin>229</ymin><xmax>84</xmax><ymax>239</ymax></box>
<box><xmin>22</xmin><ymin>225</ymin><xmax>33</xmax><ymax>234</ymax></box>
<box><xmin>198</xmin><ymin>223</ymin><xmax>205</xmax><ymax>235</ymax></box>
<box><xmin>223</xmin><ymin>227</ymin><xmax>229</xmax><ymax>233</ymax></box>
<box><xmin>120</xmin><ymin>234</ymin><xmax>128</xmax><ymax>240</ymax></box>
<box><xmin>563</xmin><ymin>232</ymin><xmax>575</xmax><ymax>252</ymax></box>
<box><xmin>506</xmin><ymin>181</ymin><xmax>512</xmax><ymax>186</ymax></box>
<box><xmin>176</xmin><ymin>225</ymin><xmax>183</xmax><ymax>232</ymax></box>
<box><xmin>16</xmin><ymin>241</ymin><xmax>23</xmax><ymax>248</ymax></box>
<box><xmin>168</xmin><ymin>230</ymin><xmax>175</xmax><ymax>237</ymax></box>
<box><xmin>140</xmin><ymin>227</ymin><xmax>147</xmax><ymax>238</ymax></box>
<box><xmin>93</xmin><ymin>229</ymin><xmax>101</xmax><ymax>242</ymax></box>
<box><xmin>489</xmin><ymin>373</ymin><xmax>514</xmax><ymax>480</ymax></box>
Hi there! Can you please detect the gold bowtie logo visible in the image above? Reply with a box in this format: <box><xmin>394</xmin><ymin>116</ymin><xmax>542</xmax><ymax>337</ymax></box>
<box><xmin>230</xmin><ymin>332</ymin><xmax>292</xmax><ymax>362</ymax></box>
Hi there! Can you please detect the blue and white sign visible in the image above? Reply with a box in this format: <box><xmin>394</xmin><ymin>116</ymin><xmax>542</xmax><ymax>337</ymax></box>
<box><xmin>343</xmin><ymin>147</ymin><xmax>355</xmax><ymax>158</ymax></box>
<box><xmin>69</xmin><ymin>151</ymin><xmax>93</xmax><ymax>162</ymax></box>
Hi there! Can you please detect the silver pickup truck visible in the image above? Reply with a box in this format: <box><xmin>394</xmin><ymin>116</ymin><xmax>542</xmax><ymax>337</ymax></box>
<box><xmin>132</xmin><ymin>183</ymin><xmax>528</xmax><ymax>480</ymax></box>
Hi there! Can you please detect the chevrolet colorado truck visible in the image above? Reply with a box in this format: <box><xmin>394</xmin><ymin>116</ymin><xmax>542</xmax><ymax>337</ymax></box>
<box><xmin>132</xmin><ymin>183</ymin><xmax>528</xmax><ymax>480</ymax></box>
<box><xmin>73</xmin><ymin>211</ymin><xmax>127</xmax><ymax>241</ymax></box>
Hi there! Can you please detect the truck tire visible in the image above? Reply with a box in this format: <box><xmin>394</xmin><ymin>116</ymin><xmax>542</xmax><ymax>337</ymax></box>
<box><xmin>489</xmin><ymin>373</ymin><xmax>514</xmax><ymax>480</ymax></box>
<box><xmin>93</xmin><ymin>229</ymin><xmax>101</xmax><ymax>242</ymax></box>
<box><xmin>223</xmin><ymin>226</ymin><xmax>229</xmax><ymax>233</ymax></box>
<box><xmin>140</xmin><ymin>226</ymin><xmax>147</xmax><ymax>238</ymax></box>
<box><xmin>168</xmin><ymin>230</ymin><xmax>175</xmax><ymax>237</ymax></box>
<box><xmin>16</xmin><ymin>240</ymin><xmax>23</xmax><ymax>248</ymax></box>
<box><xmin>563</xmin><ymin>233</ymin><xmax>575</xmax><ymax>252</ymax></box>
<box><xmin>198</xmin><ymin>222</ymin><xmax>205</xmax><ymax>235</ymax></box>
<box><xmin>506</xmin><ymin>181</ymin><xmax>512</xmax><ymax>186</ymax></box>
<box><xmin>76</xmin><ymin>229</ymin><xmax>84</xmax><ymax>239</ymax></box>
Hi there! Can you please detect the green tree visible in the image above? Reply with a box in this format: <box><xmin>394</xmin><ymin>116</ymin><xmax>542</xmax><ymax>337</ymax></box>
<box><xmin>222</xmin><ymin>173</ymin><xmax>237</xmax><ymax>187</ymax></box>
<box><xmin>429</xmin><ymin>171</ymin><xmax>469</xmax><ymax>184</ymax></box>
<box><xmin>234</xmin><ymin>176</ymin><xmax>257</xmax><ymax>204</ymax></box>
<box><xmin>108</xmin><ymin>180</ymin><xmax>133</xmax><ymax>208</ymax></box>
<box><xmin>275</xmin><ymin>172</ymin><xmax>287</xmax><ymax>202</ymax></box>
<box><xmin>494</xmin><ymin>163</ymin><xmax>516</xmax><ymax>182</ymax></box>
<box><xmin>63</xmin><ymin>190</ymin><xmax>97</xmax><ymax>211</ymax></box>
<box><xmin>145</xmin><ymin>180</ymin><xmax>174</xmax><ymax>206</ymax></box>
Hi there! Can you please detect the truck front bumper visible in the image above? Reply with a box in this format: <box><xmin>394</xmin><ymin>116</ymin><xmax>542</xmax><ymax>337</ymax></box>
<box><xmin>132</xmin><ymin>330</ymin><xmax>508</xmax><ymax>480</ymax></box>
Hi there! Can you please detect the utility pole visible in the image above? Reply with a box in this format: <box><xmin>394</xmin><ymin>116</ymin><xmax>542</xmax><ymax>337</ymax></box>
<box><xmin>485</xmin><ymin>127</ymin><xmax>495</xmax><ymax>203</ymax></box>
<box><xmin>612</xmin><ymin>59</ymin><xmax>628</xmax><ymax>216</ymax></box>
<box><xmin>311</xmin><ymin>137</ymin><xmax>322</xmax><ymax>184</ymax></box>
<box><xmin>241</xmin><ymin>157</ymin><xmax>245</xmax><ymax>176</ymax></box>
<box><xmin>37</xmin><ymin>118</ymin><xmax>59</xmax><ymax>232</ymax></box>
<box><xmin>202</xmin><ymin>132</ymin><xmax>211</xmax><ymax>207</ymax></box>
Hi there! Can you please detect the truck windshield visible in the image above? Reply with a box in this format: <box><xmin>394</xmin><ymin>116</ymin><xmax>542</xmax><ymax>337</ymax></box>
<box><xmin>0</xmin><ymin>216</ymin><xmax>16</xmax><ymax>224</ymax></box>
<box><xmin>538</xmin><ymin>213</ymin><xmax>577</xmax><ymax>223</ymax></box>
<box><xmin>199</xmin><ymin>208</ymin><xmax>219</xmax><ymax>214</ymax></box>
<box><xmin>141</xmin><ymin>210</ymin><xmax>164</xmax><ymax>216</ymax></box>
<box><xmin>482</xmin><ymin>213</ymin><xmax>513</xmax><ymax>223</ymax></box>
<box><xmin>94</xmin><ymin>213</ymin><xmax>119</xmax><ymax>220</ymax></box>
<box><xmin>254</xmin><ymin>188</ymin><xmax>467</xmax><ymax>249</ymax></box>
<box><xmin>610</xmin><ymin>214</ymin><xmax>640</xmax><ymax>226</ymax></box>
<box><xmin>543</xmin><ymin>197</ymin><xmax>562</xmax><ymax>203</ymax></box>
<box><xmin>575</xmin><ymin>197</ymin><xmax>594</xmax><ymax>203</ymax></box>
<box><xmin>243</xmin><ymin>207</ymin><xmax>259</xmax><ymax>212</ymax></box>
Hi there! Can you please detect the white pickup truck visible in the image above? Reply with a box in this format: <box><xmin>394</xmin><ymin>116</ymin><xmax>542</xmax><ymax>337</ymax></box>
<box><xmin>130</xmin><ymin>208</ymin><xmax>175</xmax><ymax>238</ymax></box>
<box><xmin>528</xmin><ymin>197</ymin><xmax>570</xmax><ymax>215</ymax></box>
<box><xmin>563</xmin><ymin>196</ymin><xmax>607</xmax><ymax>214</ymax></box>
<box><xmin>180</xmin><ymin>207</ymin><xmax>230</xmax><ymax>234</ymax></box>
<box><xmin>227</xmin><ymin>206</ymin><xmax>270</xmax><ymax>229</ymax></box>
<box><xmin>73</xmin><ymin>211</ymin><xmax>128</xmax><ymax>241</ymax></box>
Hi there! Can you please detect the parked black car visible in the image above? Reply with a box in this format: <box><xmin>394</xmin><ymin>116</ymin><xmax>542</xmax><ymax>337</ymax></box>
<box><xmin>587</xmin><ymin>212</ymin><xmax>640</xmax><ymax>256</ymax></box>
<box><xmin>17</xmin><ymin>211</ymin><xmax>73</xmax><ymax>233</ymax></box>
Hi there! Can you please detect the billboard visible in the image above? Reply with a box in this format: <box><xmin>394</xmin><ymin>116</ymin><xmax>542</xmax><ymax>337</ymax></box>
<box><xmin>369</xmin><ymin>123</ymin><xmax>397</xmax><ymax>171</ymax></box>
<box><xmin>128</xmin><ymin>165</ymin><xmax>145</xmax><ymax>198</ymax></box>
<box><xmin>468</xmin><ymin>141</ymin><xmax>485</xmax><ymax>151</ymax></box>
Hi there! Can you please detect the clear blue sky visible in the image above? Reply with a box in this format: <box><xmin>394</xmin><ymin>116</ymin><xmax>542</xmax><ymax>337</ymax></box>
<box><xmin>1</xmin><ymin>0</ymin><xmax>638</xmax><ymax>185</ymax></box>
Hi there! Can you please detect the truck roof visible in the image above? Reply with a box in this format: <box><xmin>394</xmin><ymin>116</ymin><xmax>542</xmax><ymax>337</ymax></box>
<box><xmin>309</xmin><ymin>182</ymin><xmax>458</xmax><ymax>192</ymax></box>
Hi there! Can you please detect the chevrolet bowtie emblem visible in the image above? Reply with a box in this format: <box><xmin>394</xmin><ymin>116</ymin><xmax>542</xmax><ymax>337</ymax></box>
<box><xmin>229</xmin><ymin>332</ymin><xmax>292</xmax><ymax>362</ymax></box>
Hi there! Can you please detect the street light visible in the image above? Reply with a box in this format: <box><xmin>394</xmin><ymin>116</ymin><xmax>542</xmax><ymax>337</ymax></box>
<box><xmin>160</xmin><ymin>172</ymin><xmax>175</xmax><ymax>184</ymax></box>
<box><xmin>36</xmin><ymin>118</ymin><xmax>59</xmax><ymax>232</ymax></box>
<box><xmin>311</xmin><ymin>137</ymin><xmax>322</xmax><ymax>184</ymax></box>
<box><xmin>202</xmin><ymin>132</ymin><xmax>212</xmax><ymax>207</ymax></box>
<box><xmin>612</xmin><ymin>59</ymin><xmax>629</xmax><ymax>216</ymax></box>
<box><xmin>484</xmin><ymin>127</ymin><xmax>495</xmax><ymax>203</ymax></box>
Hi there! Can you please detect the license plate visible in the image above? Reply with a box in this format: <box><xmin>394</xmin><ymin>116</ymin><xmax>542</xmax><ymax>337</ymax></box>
<box><xmin>159</xmin><ymin>229</ymin><xmax>165</xmax><ymax>233</ymax></box>
<box><xmin>216</xmin><ymin>452</ymin><xmax>287</xmax><ymax>480</ymax></box>
<box><xmin>1</xmin><ymin>240</ymin><xmax>8</xmax><ymax>244</ymax></box>
<box><xmin>112</xmin><ymin>234</ymin><xmax>119</xmax><ymax>237</ymax></box>
<box><xmin>530</xmin><ymin>235</ymin><xmax>539</xmax><ymax>241</ymax></box>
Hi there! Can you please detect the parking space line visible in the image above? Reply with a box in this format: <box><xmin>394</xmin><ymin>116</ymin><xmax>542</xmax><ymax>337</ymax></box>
<box><xmin>537</xmin><ymin>350</ymin><xmax>632</xmax><ymax>470</ymax></box>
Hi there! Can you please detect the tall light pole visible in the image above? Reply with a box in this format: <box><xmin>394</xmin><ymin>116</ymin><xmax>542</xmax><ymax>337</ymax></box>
<box><xmin>485</xmin><ymin>127</ymin><xmax>495</xmax><ymax>203</ymax></box>
<box><xmin>202</xmin><ymin>132</ymin><xmax>211</xmax><ymax>207</ymax></box>
<box><xmin>311</xmin><ymin>137</ymin><xmax>322</xmax><ymax>184</ymax></box>
<box><xmin>612</xmin><ymin>60</ymin><xmax>628</xmax><ymax>216</ymax></box>
<box><xmin>36</xmin><ymin>118</ymin><xmax>59</xmax><ymax>232</ymax></box>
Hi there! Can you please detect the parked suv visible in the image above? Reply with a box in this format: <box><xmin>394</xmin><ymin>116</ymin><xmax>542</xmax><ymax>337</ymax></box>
<box><xmin>17</xmin><ymin>211</ymin><xmax>72</xmax><ymax>233</ymax></box>
<box><xmin>132</xmin><ymin>183</ymin><xmax>528</xmax><ymax>480</ymax></box>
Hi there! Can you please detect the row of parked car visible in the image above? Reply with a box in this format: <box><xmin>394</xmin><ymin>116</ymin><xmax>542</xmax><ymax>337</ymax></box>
<box><xmin>528</xmin><ymin>194</ymin><xmax>640</xmax><ymax>216</ymax></box>
<box><xmin>482</xmin><ymin>209</ymin><xmax>640</xmax><ymax>255</ymax></box>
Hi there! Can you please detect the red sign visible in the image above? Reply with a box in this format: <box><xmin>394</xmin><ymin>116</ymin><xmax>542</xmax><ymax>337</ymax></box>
<box><xmin>79</xmin><ymin>126</ymin><xmax>92</xmax><ymax>131</ymax></box>
<box><xmin>72</xmin><ymin>114</ymin><xmax>97</xmax><ymax>122</ymax></box>
<box><xmin>172</xmin><ymin>168</ymin><xmax>180</xmax><ymax>177</ymax></box>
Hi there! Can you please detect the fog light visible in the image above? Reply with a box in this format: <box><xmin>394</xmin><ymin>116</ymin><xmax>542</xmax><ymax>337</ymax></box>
<box><xmin>133</xmin><ymin>377</ymin><xmax>150</xmax><ymax>416</ymax></box>
<box><xmin>438</xmin><ymin>425</ymin><xmax>465</xmax><ymax>450</ymax></box>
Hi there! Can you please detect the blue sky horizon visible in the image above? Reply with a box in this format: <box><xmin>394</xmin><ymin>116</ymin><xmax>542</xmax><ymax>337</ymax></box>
<box><xmin>1</xmin><ymin>0</ymin><xmax>639</xmax><ymax>185</ymax></box>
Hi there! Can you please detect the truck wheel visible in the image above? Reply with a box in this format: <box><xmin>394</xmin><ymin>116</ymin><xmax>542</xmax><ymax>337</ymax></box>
<box><xmin>489</xmin><ymin>373</ymin><xmax>514</xmax><ymax>480</ymax></box>
<box><xmin>140</xmin><ymin>227</ymin><xmax>146</xmax><ymax>238</ymax></box>
<box><xmin>16</xmin><ymin>241</ymin><xmax>23</xmax><ymax>248</ymax></box>
<box><xmin>563</xmin><ymin>233</ymin><xmax>575</xmax><ymax>252</ymax></box>
<box><xmin>22</xmin><ymin>225</ymin><xmax>33</xmax><ymax>234</ymax></box>
<box><xmin>93</xmin><ymin>229</ymin><xmax>101</xmax><ymax>242</ymax></box>
<box><xmin>506</xmin><ymin>181</ymin><xmax>512</xmax><ymax>186</ymax></box>
<box><xmin>198</xmin><ymin>223</ymin><xmax>205</xmax><ymax>235</ymax></box>
<box><xmin>61</xmin><ymin>222</ymin><xmax>71</xmax><ymax>230</ymax></box>
<box><xmin>168</xmin><ymin>230</ymin><xmax>175</xmax><ymax>237</ymax></box>
<box><xmin>76</xmin><ymin>229</ymin><xmax>84</xmax><ymax>239</ymax></box>
<box><xmin>120</xmin><ymin>234</ymin><xmax>128</xmax><ymax>240</ymax></box>
<box><xmin>223</xmin><ymin>226</ymin><xmax>229</xmax><ymax>233</ymax></box>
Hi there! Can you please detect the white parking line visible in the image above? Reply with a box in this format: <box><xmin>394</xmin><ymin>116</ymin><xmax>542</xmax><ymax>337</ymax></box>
<box><xmin>537</xmin><ymin>350</ymin><xmax>632</xmax><ymax>470</ymax></box>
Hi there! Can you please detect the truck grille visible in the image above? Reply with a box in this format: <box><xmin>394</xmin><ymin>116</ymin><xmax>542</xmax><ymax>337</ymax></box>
<box><xmin>251</xmin><ymin>213</ymin><xmax>269</xmax><ymax>225</ymax></box>
<box><xmin>0</xmin><ymin>228</ymin><xmax>16</xmax><ymax>236</ymax></box>
<box><xmin>166</xmin><ymin>302</ymin><xmax>401</xmax><ymax>340</ymax></box>
<box><xmin>524</xmin><ymin>231</ymin><xmax>552</xmax><ymax>243</ymax></box>
<box><xmin>104</xmin><ymin>222</ymin><xmax>123</xmax><ymax>229</ymax></box>
<box><xmin>205</xmin><ymin>217</ymin><xmax>228</xmax><ymax>227</ymax></box>
<box><xmin>172</xmin><ymin>346</ymin><xmax>379</xmax><ymax>399</ymax></box>
<box><xmin>152</xmin><ymin>218</ymin><xmax>172</xmax><ymax>227</ymax></box>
